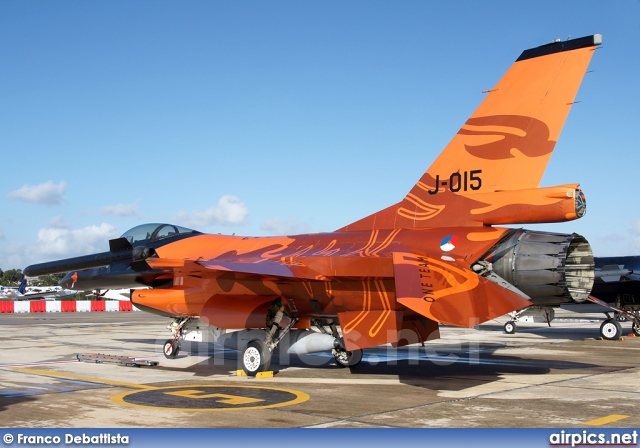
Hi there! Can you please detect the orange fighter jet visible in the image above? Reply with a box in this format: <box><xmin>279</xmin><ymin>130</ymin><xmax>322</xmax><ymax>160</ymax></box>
<box><xmin>24</xmin><ymin>34</ymin><xmax>601</xmax><ymax>375</ymax></box>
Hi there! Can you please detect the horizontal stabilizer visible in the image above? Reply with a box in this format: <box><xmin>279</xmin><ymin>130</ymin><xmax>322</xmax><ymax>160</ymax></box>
<box><xmin>393</xmin><ymin>252</ymin><xmax>531</xmax><ymax>327</ymax></box>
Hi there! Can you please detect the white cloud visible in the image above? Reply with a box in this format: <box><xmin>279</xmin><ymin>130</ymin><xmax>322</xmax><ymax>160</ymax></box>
<box><xmin>8</xmin><ymin>181</ymin><xmax>67</xmax><ymax>205</ymax></box>
<box><xmin>100</xmin><ymin>201</ymin><xmax>140</xmax><ymax>217</ymax></box>
<box><xmin>0</xmin><ymin>223</ymin><xmax>119</xmax><ymax>271</ymax></box>
<box><xmin>176</xmin><ymin>195</ymin><xmax>249</xmax><ymax>229</ymax></box>
<box><xmin>261</xmin><ymin>218</ymin><xmax>312</xmax><ymax>236</ymax></box>
<box><xmin>0</xmin><ymin>242</ymin><xmax>27</xmax><ymax>271</ymax></box>
<box><xmin>33</xmin><ymin>223</ymin><xmax>119</xmax><ymax>259</ymax></box>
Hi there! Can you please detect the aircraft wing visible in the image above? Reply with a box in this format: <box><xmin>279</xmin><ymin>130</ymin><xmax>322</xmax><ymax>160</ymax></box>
<box><xmin>146</xmin><ymin>255</ymin><xmax>394</xmax><ymax>281</ymax></box>
<box><xmin>145</xmin><ymin>252</ymin><xmax>529</xmax><ymax>328</ymax></box>
<box><xmin>2</xmin><ymin>290</ymin><xmax>77</xmax><ymax>301</ymax></box>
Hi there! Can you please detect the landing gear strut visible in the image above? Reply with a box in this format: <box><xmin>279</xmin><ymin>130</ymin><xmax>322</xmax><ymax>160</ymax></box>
<box><xmin>240</xmin><ymin>299</ymin><xmax>298</xmax><ymax>376</ymax></box>
<box><xmin>503</xmin><ymin>307</ymin><xmax>554</xmax><ymax>334</ymax></box>
<box><xmin>314</xmin><ymin>319</ymin><xmax>364</xmax><ymax>368</ymax></box>
<box><xmin>163</xmin><ymin>317</ymin><xmax>191</xmax><ymax>359</ymax></box>
<box><xmin>588</xmin><ymin>295</ymin><xmax>640</xmax><ymax>340</ymax></box>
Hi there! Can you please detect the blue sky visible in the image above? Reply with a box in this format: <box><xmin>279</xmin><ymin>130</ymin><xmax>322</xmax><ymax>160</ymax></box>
<box><xmin>1</xmin><ymin>1</ymin><xmax>639</xmax><ymax>271</ymax></box>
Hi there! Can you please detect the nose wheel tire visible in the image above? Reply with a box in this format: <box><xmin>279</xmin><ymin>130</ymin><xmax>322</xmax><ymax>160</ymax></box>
<box><xmin>600</xmin><ymin>319</ymin><xmax>622</xmax><ymax>340</ymax></box>
<box><xmin>504</xmin><ymin>321</ymin><xmax>517</xmax><ymax>334</ymax></box>
<box><xmin>333</xmin><ymin>348</ymin><xmax>363</xmax><ymax>368</ymax></box>
<box><xmin>163</xmin><ymin>339</ymin><xmax>180</xmax><ymax>359</ymax></box>
<box><xmin>242</xmin><ymin>340</ymin><xmax>272</xmax><ymax>376</ymax></box>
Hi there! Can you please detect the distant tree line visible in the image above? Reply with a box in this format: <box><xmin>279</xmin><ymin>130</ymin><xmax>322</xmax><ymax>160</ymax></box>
<box><xmin>0</xmin><ymin>269</ymin><xmax>66</xmax><ymax>287</ymax></box>
<box><xmin>0</xmin><ymin>269</ymin><xmax>95</xmax><ymax>300</ymax></box>
<box><xmin>0</xmin><ymin>269</ymin><xmax>23</xmax><ymax>286</ymax></box>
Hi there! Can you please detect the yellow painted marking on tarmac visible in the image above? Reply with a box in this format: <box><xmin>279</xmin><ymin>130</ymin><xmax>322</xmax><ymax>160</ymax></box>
<box><xmin>13</xmin><ymin>367</ymin><xmax>307</xmax><ymax>412</ymax></box>
<box><xmin>111</xmin><ymin>384</ymin><xmax>310</xmax><ymax>412</ymax></box>
<box><xmin>11</xmin><ymin>367</ymin><xmax>156</xmax><ymax>390</ymax></box>
<box><xmin>585</xmin><ymin>414</ymin><xmax>630</xmax><ymax>426</ymax></box>
<box><xmin>164</xmin><ymin>390</ymin><xmax>264</xmax><ymax>405</ymax></box>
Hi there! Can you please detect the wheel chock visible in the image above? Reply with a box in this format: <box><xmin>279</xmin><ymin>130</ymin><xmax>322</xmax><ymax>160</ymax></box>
<box><xmin>235</xmin><ymin>370</ymin><xmax>274</xmax><ymax>378</ymax></box>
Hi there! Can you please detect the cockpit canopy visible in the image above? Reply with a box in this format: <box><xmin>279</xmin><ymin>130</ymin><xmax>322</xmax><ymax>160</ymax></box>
<box><xmin>121</xmin><ymin>223</ymin><xmax>200</xmax><ymax>244</ymax></box>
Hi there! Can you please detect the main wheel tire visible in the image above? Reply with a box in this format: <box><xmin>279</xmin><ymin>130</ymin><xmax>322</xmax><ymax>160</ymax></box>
<box><xmin>632</xmin><ymin>321</ymin><xmax>640</xmax><ymax>337</ymax></box>
<box><xmin>242</xmin><ymin>340</ymin><xmax>272</xmax><ymax>376</ymax></box>
<box><xmin>600</xmin><ymin>318</ymin><xmax>622</xmax><ymax>340</ymax></box>
<box><xmin>334</xmin><ymin>349</ymin><xmax>363</xmax><ymax>368</ymax></box>
<box><xmin>504</xmin><ymin>321</ymin><xmax>517</xmax><ymax>334</ymax></box>
<box><xmin>163</xmin><ymin>339</ymin><xmax>180</xmax><ymax>359</ymax></box>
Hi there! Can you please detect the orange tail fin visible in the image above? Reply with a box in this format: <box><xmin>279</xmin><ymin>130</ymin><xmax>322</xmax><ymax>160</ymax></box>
<box><xmin>341</xmin><ymin>35</ymin><xmax>601</xmax><ymax>231</ymax></box>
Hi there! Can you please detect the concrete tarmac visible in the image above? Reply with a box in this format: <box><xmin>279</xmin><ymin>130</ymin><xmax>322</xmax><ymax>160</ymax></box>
<box><xmin>1</xmin><ymin>311</ymin><xmax>638</xmax><ymax>428</ymax></box>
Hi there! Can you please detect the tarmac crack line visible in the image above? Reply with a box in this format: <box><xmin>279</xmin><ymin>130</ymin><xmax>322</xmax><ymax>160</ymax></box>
<box><xmin>294</xmin><ymin>369</ymin><xmax>624</xmax><ymax>428</ymax></box>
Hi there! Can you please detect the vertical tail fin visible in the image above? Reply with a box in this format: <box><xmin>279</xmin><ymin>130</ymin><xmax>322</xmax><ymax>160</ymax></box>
<box><xmin>340</xmin><ymin>35</ymin><xmax>601</xmax><ymax>231</ymax></box>
<box><xmin>18</xmin><ymin>278</ymin><xmax>27</xmax><ymax>295</ymax></box>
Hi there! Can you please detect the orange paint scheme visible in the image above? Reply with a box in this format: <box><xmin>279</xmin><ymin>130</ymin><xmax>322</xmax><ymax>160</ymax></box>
<box><xmin>340</xmin><ymin>41</ymin><xmax>598</xmax><ymax>232</ymax></box>
<box><xmin>136</xmin><ymin>227</ymin><xmax>531</xmax><ymax>350</ymax></box>
<box><xmin>24</xmin><ymin>35</ymin><xmax>601</xmax><ymax>361</ymax></box>
<box><xmin>122</xmin><ymin>37</ymin><xmax>601</xmax><ymax>351</ymax></box>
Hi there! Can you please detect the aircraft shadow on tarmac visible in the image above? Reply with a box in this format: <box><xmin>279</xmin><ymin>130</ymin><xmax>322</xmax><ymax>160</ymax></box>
<box><xmin>114</xmin><ymin>338</ymin><xmax>599</xmax><ymax>392</ymax></box>
<box><xmin>0</xmin><ymin>394</ymin><xmax>39</xmax><ymax>414</ymax></box>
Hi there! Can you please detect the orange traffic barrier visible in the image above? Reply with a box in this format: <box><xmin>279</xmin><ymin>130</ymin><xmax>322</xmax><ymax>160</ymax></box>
<box><xmin>0</xmin><ymin>301</ymin><xmax>14</xmax><ymax>313</ymax></box>
<box><xmin>61</xmin><ymin>301</ymin><xmax>76</xmax><ymax>312</ymax></box>
<box><xmin>30</xmin><ymin>301</ymin><xmax>47</xmax><ymax>313</ymax></box>
<box><xmin>91</xmin><ymin>300</ymin><xmax>106</xmax><ymax>312</ymax></box>
<box><xmin>119</xmin><ymin>301</ymin><xmax>133</xmax><ymax>312</ymax></box>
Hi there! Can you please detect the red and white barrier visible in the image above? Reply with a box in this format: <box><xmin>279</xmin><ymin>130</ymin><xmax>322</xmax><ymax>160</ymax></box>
<box><xmin>0</xmin><ymin>300</ymin><xmax>139</xmax><ymax>313</ymax></box>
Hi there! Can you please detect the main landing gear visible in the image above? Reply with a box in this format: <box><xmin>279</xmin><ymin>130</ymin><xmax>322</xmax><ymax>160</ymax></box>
<box><xmin>239</xmin><ymin>299</ymin><xmax>297</xmax><ymax>376</ymax></box>
<box><xmin>238</xmin><ymin>302</ymin><xmax>365</xmax><ymax>376</ymax></box>
<box><xmin>162</xmin><ymin>299</ymin><xmax>365</xmax><ymax>376</ymax></box>
<box><xmin>588</xmin><ymin>295</ymin><xmax>640</xmax><ymax>340</ymax></box>
<box><xmin>599</xmin><ymin>318</ymin><xmax>622</xmax><ymax>341</ymax></box>
<box><xmin>241</xmin><ymin>340</ymin><xmax>272</xmax><ymax>376</ymax></box>
<box><xmin>313</xmin><ymin>319</ymin><xmax>363</xmax><ymax>368</ymax></box>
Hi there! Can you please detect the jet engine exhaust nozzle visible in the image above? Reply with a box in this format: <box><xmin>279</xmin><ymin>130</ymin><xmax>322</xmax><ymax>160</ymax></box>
<box><xmin>486</xmin><ymin>229</ymin><xmax>595</xmax><ymax>305</ymax></box>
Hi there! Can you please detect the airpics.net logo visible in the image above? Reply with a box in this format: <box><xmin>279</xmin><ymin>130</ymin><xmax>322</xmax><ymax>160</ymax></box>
<box><xmin>549</xmin><ymin>430</ymin><xmax>638</xmax><ymax>447</ymax></box>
